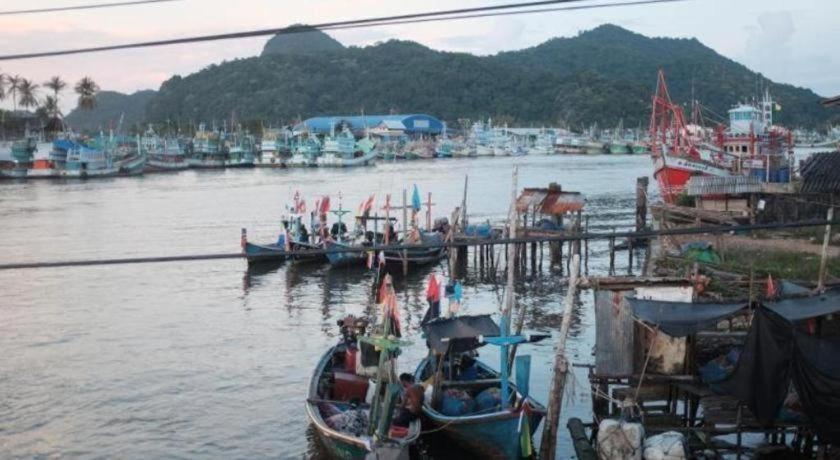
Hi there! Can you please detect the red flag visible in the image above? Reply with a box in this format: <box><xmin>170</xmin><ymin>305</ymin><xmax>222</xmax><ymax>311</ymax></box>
<box><xmin>320</xmin><ymin>196</ymin><xmax>331</xmax><ymax>215</ymax></box>
<box><xmin>766</xmin><ymin>275</ymin><xmax>777</xmax><ymax>299</ymax></box>
<box><xmin>426</xmin><ymin>274</ymin><xmax>440</xmax><ymax>302</ymax></box>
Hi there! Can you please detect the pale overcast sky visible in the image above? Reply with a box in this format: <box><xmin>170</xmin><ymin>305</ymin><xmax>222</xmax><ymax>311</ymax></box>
<box><xmin>0</xmin><ymin>0</ymin><xmax>837</xmax><ymax>113</ymax></box>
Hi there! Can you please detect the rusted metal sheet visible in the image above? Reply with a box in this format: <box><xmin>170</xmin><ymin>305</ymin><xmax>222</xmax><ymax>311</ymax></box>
<box><xmin>594</xmin><ymin>289</ymin><xmax>635</xmax><ymax>376</ymax></box>
<box><xmin>516</xmin><ymin>187</ymin><xmax>585</xmax><ymax>215</ymax></box>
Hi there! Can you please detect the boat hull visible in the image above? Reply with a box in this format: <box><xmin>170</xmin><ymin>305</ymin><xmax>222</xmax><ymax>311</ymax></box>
<box><xmin>307</xmin><ymin>346</ymin><xmax>420</xmax><ymax>460</ymax></box>
<box><xmin>414</xmin><ymin>357</ymin><xmax>546</xmax><ymax>460</ymax></box>
<box><xmin>317</xmin><ymin>152</ymin><xmax>376</xmax><ymax>167</ymax></box>
<box><xmin>244</xmin><ymin>242</ymin><xmax>287</xmax><ymax>264</ymax></box>
<box><xmin>325</xmin><ymin>241</ymin><xmax>368</xmax><ymax>267</ymax></box>
<box><xmin>187</xmin><ymin>157</ymin><xmax>226</xmax><ymax>168</ymax></box>
<box><xmin>652</xmin><ymin>153</ymin><xmax>732</xmax><ymax>204</ymax></box>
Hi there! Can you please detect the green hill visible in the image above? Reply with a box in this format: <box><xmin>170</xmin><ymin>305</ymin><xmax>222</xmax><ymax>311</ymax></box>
<box><xmin>65</xmin><ymin>90</ymin><xmax>156</xmax><ymax>131</ymax></box>
<box><xmin>261</xmin><ymin>24</ymin><xmax>344</xmax><ymax>57</ymax></box>
<box><xmin>143</xmin><ymin>25</ymin><xmax>837</xmax><ymax>130</ymax></box>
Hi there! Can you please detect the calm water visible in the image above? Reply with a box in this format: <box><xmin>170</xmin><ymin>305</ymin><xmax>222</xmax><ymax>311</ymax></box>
<box><xmin>0</xmin><ymin>155</ymin><xmax>653</xmax><ymax>459</ymax></box>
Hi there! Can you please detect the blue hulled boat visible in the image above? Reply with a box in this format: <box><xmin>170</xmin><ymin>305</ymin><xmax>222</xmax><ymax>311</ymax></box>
<box><xmin>414</xmin><ymin>314</ymin><xmax>547</xmax><ymax>459</ymax></box>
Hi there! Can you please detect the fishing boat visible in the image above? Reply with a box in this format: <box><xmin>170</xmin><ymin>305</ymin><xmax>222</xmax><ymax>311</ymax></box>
<box><xmin>188</xmin><ymin>124</ymin><xmax>226</xmax><ymax>168</ymax></box>
<box><xmin>607</xmin><ymin>119</ymin><xmax>630</xmax><ymax>154</ymax></box>
<box><xmin>630</xmin><ymin>140</ymin><xmax>648</xmax><ymax>154</ymax></box>
<box><xmin>0</xmin><ymin>138</ymin><xmax>34</xmax><ymax>179</ymax></box>
<box><xmin>288</xmin><ymin>133</ymin><xmax>322</xmax><ymax>167</ymax></box>
<box><xmin>242</xmin><ymin>239</ymin><xmax>288</xmax><ymax>265</ymax></box>
<box><xmin>306</xmin><ymin>281</ymin><xmax>420</xmax><ymax>459</ymax></box>
<box><xmin>649</xmin><ymin>70</ymin><xmax>793</xmax><ymax>203</ymax></box>
<box><xmin>452</xmin><ymin>141</ymin><xmax>475</xmax><ymax>158</ymax></box>
<box><xmin>403</xmin><ymin>138</ymin><xmax>435</xmax><ymax>160</ymax></box>
<box><xmin>383</xmin><ymin>230</ymin><xmax>446</xmax><ymax>267</ymax></box>
<box><xmin>28</xmin><ymin>141</ymin><xmax>60</xmax><ymax>178</ymax></box>
<box><xmin>59</xmin><ymin>140</ymin><xmax>119</xmax><ymax>178</ymax></box>
<box><xmin>143</xmin><ymin>129</ymin><xmax>189</xmax><ymax>171</ymax></box>
<box><xmin>528</xmin><ymin>129</ymin><xmax>555</xmax><ymax>155</ymax></box>
<box><xmin>257</xmin><ymin>128</ymin><xmax>290</xmax><ymax>167</ymax></box>
<box><xmin>224</xmin><ymin>131</ymin><xmax>256</xmax><ymax>168</ymax></box>
<box><xmin>414</xmin><ymin>314</ymin><xmax>547</xmax><ymax>459</ymax></box>
<box><xmin>318</xmin><ymin>124</ymin><xmax>376</xmax><ymax>167</ymax></box>
<box><xmin>434</xmin><ymin>123</ymin><xmax>454</xmax><ymax>158</ymax></box>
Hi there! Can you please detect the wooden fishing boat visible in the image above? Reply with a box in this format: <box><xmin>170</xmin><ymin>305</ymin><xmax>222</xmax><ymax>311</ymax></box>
<box><xmin>414</xmin><ymin>315</ymin><xmax>547</xmax><ymax>460</ymax></box>
<box><xmin>243</xmin><ymin>241</ymin><xmax>287</xmax><ymax>264</ymax></box>
<box><xmin>306</xmin><ymin>281</ymin><xmax>421</xmax><ymax>459</ymax></box>
<box><xmin>383</xmin><ymin>231</ymin><xmax>446</xmax><ymax>267</ymax></box>
<box><xmin>325</xmin><ymin>240</ymin><xmax>368</xmax><ymax>268</ymax></box>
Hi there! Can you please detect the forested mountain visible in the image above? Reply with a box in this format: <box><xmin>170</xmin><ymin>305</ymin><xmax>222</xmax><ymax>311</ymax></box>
<box><xmin>139</xmin><ymin>25</ymin><xmax>838</xmax><ymax>130</ymax></box>
<box><xmin>261</xmin><ymin>25</ymin><xmax>344</xmax><ymax>56</ymax></box>
<box><xmin>65</xmin><ymin>90</ymin><xmax>156</xmax><ymax>131</ymax></box>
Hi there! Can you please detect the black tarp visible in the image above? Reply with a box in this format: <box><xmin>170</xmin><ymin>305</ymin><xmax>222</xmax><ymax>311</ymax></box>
<box><xmin>721</xmin><ymin>306</ymin><xmax>840</xmax><ymax>443</ymax></box>
<box><xmin>422</xmin><ymin>314</ymin><xmax>499</xmax><ymax>354</ymax></box>
<box><xmin>626</xmin><ymin>297</ymin><xmax>748</xmax><ymax>337</ymax></box>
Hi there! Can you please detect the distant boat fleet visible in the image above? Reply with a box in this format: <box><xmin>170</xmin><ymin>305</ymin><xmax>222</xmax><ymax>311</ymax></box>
<box><xmin>0</xmin><ymin>118</ymin><xmax>650</xmax><ymax>180</ymax></box>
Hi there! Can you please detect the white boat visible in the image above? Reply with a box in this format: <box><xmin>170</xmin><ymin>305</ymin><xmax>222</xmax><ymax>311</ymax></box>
<box><xmin>61</xmin><ymin>142</ymin><xmax>118</xmax><ymax>178</ymax></box>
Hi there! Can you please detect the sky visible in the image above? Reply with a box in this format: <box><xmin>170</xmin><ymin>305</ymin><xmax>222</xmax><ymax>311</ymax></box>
<box><xmin>0</xmin><ymin>0</ymin><xmax>838</xmax><ymax>114</ymax></box>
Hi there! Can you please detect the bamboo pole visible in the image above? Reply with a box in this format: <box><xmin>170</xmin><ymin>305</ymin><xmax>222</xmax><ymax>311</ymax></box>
<box><xmin>539</xmin><ymin>253</ymin><xmax>580</xmax><ymax>460</ymax></box>
<box><xmin>817</xmin><ymin>206</ymin><xmax>834</xmax><ymax>292</ymax></box>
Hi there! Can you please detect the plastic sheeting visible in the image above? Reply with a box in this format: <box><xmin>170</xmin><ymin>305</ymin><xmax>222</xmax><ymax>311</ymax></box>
<box><xmin>626</xmin><ymin>297</ymin><xmax>748</xmax><ymax>337</ymax></box>
<box><xmin>721</xmin><ymin>307</ymin><xmax>840</xmax><ymax>442</ymax></box>
<box><xmin>765</xmin><ymin>288</ymin><xmax>840</xmax><ymax>321</ymax></box>
<box><xmin>422</xmin><ymin>314</ymin><xmax>499</xmax><ymax>354</ymax></box>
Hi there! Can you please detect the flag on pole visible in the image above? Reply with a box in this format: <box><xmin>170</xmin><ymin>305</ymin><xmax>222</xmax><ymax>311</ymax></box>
<box><xmin>320</xmin><ymin>196</ymin><xmax>331</xmax><ymax>215</ymax></box>
<box><xmin>411</xmin><ymin>185</ymin><xmax>422</xmax><ymax>212</ymax></box>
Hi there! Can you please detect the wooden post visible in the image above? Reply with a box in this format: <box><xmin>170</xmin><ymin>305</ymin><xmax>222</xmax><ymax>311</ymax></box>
<box><xmin>540</xmin><ymin>253</ymin><xmax>580</xmax><ymax>460</ymax></box>
<box><xmin>461</xmin><ymin>175</ymin><xmax>468</xmax><ymax>228</ymax></box>
<box><xmin>383</xmin><ymin>194</ymin><xmax>391</xmax><ymax>245</ymax></box>
<box><xmin>584</xmin><ymin>216</ymin><xmax>590</xmax><ymax>275</ymax></box>
<box><xmin>426</xmin><ymin>192</ymin><xmax>433</xmax><ymax>231</ymax></box>
<box><xmin>609</xmin><ymin>231</ymin><xmax>616</xmax><ymax>276</ymax></box>
<box><xmin>402</xmin><ymin>189</ymin><xmax>409</xmax><ymax>275</ymax></box>
<box><xmin>636</xmin><ymin>176</ymin><xmax>648</xmax><ymax>234</ymax></box>
<box><xmin>818</xmin><ymin>206</ymin><xmax>834</xmax><ymax>292</ymax></box>
<box><xmin>402</xmin><ymin>189</ymin><xmax>408</xmax><ymax>239</ymax></box>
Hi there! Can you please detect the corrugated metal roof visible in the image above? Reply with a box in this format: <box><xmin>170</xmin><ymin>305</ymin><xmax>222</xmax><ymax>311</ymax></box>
<box><xmin>686</xmin><ymin>176</ymin><xmax>763</xmax><ymax>196</ymax></box>
<box><xmin>516</xmin><ymin>187</ymin><xmax>585</xmax><ymax>215</ymax></box>
<box><xmin>800</xmin><ymin>151</ymin><xmax>840</xmax><ymax>193</ymax></box>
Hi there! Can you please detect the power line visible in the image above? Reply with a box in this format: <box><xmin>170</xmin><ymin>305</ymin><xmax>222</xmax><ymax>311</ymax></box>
<box><xmin>0</xmin><ymin>217</ymin><xmax>835</xmax><ymax>270</ymax></box>
<box><xmin>0</xmin><ymin>0</ymin><xmax>181</xmax><ymax>16</ymax></box>
<box><xmin>0</xmin><ymin>0</ymin><xmax>686</xmax><ymax>61</ymax></box>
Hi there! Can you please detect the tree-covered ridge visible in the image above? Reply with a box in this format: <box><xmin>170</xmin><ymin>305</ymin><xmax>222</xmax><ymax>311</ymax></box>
<box><xmin>65</xmin><ymin>90</ymin><xmax>155</xmax><ymax>131</ymax></box>
<box><xmin>115</xmin><ymin>25</ymin><xmax>840</xmax><ymax>130</ymax></box>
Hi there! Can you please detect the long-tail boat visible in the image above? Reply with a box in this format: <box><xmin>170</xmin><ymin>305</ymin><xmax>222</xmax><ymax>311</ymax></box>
<box><xmin>306</xmin><ymin>276</ymin><xmax>420</xmax><ymax>459</ymax></box>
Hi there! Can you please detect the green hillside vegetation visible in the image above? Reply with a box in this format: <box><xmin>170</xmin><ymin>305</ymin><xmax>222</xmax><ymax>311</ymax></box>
<box><xmin>65</xmin><ymin>90</ymin><xmax>155</xmax><ymax>131</ymax></box>
<box><xmin>77</xmin><ymin>25</ymin><xmax>840</xmax><ymax>131</ymax></box>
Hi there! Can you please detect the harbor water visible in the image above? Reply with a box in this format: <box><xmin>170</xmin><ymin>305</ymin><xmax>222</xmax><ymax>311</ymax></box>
<box><xmin>0</xmin><ymin>155</ymin><xmax>653</xmax><ymax>458</ymax></box>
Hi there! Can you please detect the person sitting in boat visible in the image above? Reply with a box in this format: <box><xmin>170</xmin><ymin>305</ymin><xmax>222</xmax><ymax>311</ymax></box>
<box><xmin>276</xmin><ymin>220</ymin><xmax>289</xmax><ymax>247</ymax></box>
<box><xmin>298</xmin><ymin>224</ymin><xmax>309</xmax><ymax>243</ymax></box>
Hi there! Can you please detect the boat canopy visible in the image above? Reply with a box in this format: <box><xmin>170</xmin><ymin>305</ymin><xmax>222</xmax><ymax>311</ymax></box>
<box><xmin>626</xmin><ymin>297</ymin><xmax>748</xmax><ymax>337</ymax></box>
<box><xmin>422</xmin><ymin>314</ymin><xmax>500</xmax><ymax>354</ymax></box>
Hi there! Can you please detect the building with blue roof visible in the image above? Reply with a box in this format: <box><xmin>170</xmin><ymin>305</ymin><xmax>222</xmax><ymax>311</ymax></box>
<box><xmin>294</xmin><ymin>114</ymin><xmax>443</xmax><ymax>136</ymax></box>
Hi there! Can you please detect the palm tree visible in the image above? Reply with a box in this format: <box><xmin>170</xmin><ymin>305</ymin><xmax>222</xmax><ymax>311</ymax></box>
<box><xmin>44</xmin><ymin>76</ymin><xmax>67</xmax><ymax>100</ymax></box>
<box><xmin>0</xmin><ymin>72</ymin><xmax>6</xmax><ymax>103</ymax></box>
<box><xmin>18</xmin><ymin>79</ymin><xmax>39</xmax><ymax>111</ymax></box>
<box><xmin>74</xmin><ymin>76</ymin><xmax>99</xmax><ymax>110</ymax></box>
<box><xmin>42</xmin><ymin>95</ymin><xmax>61</xmax><ymax>119</ymax></box>
<box><xmin>7</xmin><ymin>75</ymin><xmax>21</xmax><ymax>111</ymax></box>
